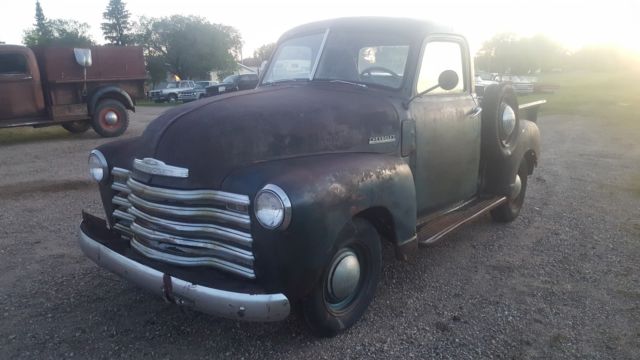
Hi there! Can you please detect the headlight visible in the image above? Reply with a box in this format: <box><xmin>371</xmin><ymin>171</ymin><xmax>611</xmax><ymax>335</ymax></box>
<box><xmin>254</xmin><ymin>184</ymin><xmax>291</xmax><ymax>230</ymax></box>
<box><xmin>88</xmin><ymin>150</ymin><xmax>108</xmax><ymax>182</ymax></box>
<box><xmin>502</xmin><ymin>104</ymin><xmax>517</xmax><ymax>136</ymax></box>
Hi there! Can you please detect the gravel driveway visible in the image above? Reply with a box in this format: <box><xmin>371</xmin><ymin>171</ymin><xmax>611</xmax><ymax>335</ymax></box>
<box><xmin>1</xmin><ymin>107</ymin><xmax>639</xmax><ymax>359</ymax></box>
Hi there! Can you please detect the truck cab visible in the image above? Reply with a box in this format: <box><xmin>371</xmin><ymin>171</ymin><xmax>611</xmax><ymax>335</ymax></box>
<box><xmin>0</xmin><ymin>44</ymin><xmax>146</xmax><ymax>137</ymax></box>
<box><xmin>78</xmin><ymin>17</ymin><xmax>543</xmax><ymax>336</ymax></box>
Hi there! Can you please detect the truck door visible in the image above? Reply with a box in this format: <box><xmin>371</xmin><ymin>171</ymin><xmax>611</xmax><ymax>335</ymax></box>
<box><xmin>0</xmin><ymin>48</ymin><xmax>45</xmax><ymax>121</ymax></box>
<box><xmin>409</xmin><ymin>37</ymin><xmax>481</xmax><ymax>215</ymax></box>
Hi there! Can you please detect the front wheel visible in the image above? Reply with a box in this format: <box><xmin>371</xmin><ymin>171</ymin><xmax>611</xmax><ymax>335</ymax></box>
<box><xmin>91</xmin><ymin>99</ymin><xmax>129</xmax><ymax>138</ymax></box>
<box><xmin>491</xmin><ymin>161</ymin><xmax>529</xmax><ymax>222</ymax></box>
<box><xmin>302</xmin><ymin>218</ymin><xmax>381</xmax><ymax>337</ymax></box>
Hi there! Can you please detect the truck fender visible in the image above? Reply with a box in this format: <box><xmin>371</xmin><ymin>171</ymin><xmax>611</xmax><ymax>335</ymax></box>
<box><xmin>88</xmin><ymin>85</ymin><xmax>135</xmax><ymax>114</ymax></box>
<box><xmin>221</xmin><ymin>153</ymin><xmax>417</xmax><ymax>298</ymax></box>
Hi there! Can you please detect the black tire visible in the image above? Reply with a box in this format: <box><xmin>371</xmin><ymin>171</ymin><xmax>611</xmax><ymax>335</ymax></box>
<box><xmin>91</xmin><ymin>99</ymin><xmax>129</xmax><ymax>138</ymax></box>
<box><xmin>491</xmin><ymin>160</ymin><xmax>529</xmax><ymax>222</ymax></box>
<box><xmin>61</xmin><ymin>120</ymin><xmax>90</xmax><ymax>134</ymax></box>
<box><xmin>302</xmin><ymin>218</ymin><xmax>382</xmax><ymax>337</ymax></box>
<box><xmin>168</xmin><ymin>93</ymin><xmax>178</xmax><ymax>103</ymax></box>
<box><xmin>481</xmin><ymin>84</ymin><xmax>520</xmax><ymax>159</ymax></box>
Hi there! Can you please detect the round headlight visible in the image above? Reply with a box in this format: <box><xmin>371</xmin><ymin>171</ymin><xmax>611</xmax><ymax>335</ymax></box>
<box><xmin>502</xmin><ymin>104</ymin><xmax>517</xmax><ymax>137</ymax></box>
<box><xmin>88</xmin><ymin>150</ymin><xmax>108</xmax><ymax>182</ymax></box>
<box><xmin>255</xmin><ymin>184</ymin><xmax>291</xmax><ymax>230</ymax></box>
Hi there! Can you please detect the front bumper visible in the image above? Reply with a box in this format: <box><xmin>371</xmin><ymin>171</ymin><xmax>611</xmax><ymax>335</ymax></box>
<box><xmin>78</xmin><ymin>213</ymin><xmax>290</xmax><ymax>322</ymax></box>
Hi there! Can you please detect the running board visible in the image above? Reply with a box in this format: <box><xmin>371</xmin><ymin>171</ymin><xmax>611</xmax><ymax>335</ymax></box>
<box><xmin>418</xmin><ymin>197</ymin><xmax>507</xmax><ymax>246</ymax></box>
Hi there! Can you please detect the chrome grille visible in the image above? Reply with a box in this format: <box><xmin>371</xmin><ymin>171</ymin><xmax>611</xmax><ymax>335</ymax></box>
<box><xmin>109</xmin><ymin>166</ymin><xmax>255</xmax><ymax>279</ymax></box>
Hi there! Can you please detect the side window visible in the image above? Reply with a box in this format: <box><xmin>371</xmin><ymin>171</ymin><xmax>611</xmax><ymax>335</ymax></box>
<box><xmin>0</xmin><ymin>53</ymin><xmax>28</xmax><ymax>75</ymax></box>
<box><xmin>416</xmin><ymin>41</ymin><xmax>465</xmax><ymax>95</ymax></box>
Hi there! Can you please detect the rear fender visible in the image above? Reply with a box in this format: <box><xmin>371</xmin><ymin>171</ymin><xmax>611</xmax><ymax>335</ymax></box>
<box><xmin>88</xmin><ymin>85</ymin><xmax>135</xmax><ymax>114</ymax></box>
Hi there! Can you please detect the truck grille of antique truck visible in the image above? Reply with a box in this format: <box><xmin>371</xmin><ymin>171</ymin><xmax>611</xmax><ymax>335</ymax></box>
<box><xmin>108</xmin><ymin>165</ymin><xmax>255</xmax><ymax>279</ymax></box>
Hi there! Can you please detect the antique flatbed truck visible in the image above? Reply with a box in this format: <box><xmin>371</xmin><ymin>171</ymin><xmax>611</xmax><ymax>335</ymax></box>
<box><xmin>0</xmin><ymin>45</ymin><xmax>145</xmax><ymax>137</ymax></box>
<box><xmin>79</xmin><ymin>17</ymin><xmax>544</xmax><ymax>336</ymax></box>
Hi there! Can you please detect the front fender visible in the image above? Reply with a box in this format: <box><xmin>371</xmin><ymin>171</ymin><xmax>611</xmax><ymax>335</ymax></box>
<box><xmin>222</xmin><ymin>153</ymin><xmax>416</xmax><ymax>298</ymax></box>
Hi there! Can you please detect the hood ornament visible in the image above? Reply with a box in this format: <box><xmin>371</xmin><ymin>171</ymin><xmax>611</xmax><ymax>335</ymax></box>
<box><xmin>133</xmin><ymin>158</ymin><xmax>189</xmax><ymax>178</ymax></box>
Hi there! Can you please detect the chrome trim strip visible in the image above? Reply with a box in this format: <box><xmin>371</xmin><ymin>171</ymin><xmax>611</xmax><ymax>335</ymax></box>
<box><xmin>112</xmin><ymin>167</ymin><xmax>130</xmax><ymax>179</ymax></box>
<box><xmin>111</xmin><ymin>181</ymin><xmax>130</xmax><ymax>194</ymax></box>
<box><xmin>131</xmin><ymin>238</ymin><xmax>255</xmax><ymax>278</ymax></box>
<box><xmin>127</xmin><ymin>178</ymin><xmax>250</xmax><ymax>207</ymax></box>
<box><xmin>113</xmin><ymin>209</ymin><xmax>135</xmax><ymax>222</ymax></box>
<box><xmin>133</xmin><ymin>158</ymin><xmax>189</xmax><ymax>178</ymax></box>
<box><xmin>79</xmin><ymin>229</ymin><xmax>289</xmax><ymax>321</ymax></box>
<box><xmin>127</xmin><ymin>207</ymin><xmax>252</xmax><ymax>248</ymax></box>
<box><xmin>113</xmin><ymin>222</ymin><xmax>133</xmax><ymax>237</ymax></box>
<box><xmin>130</xmin><ymin>222</ymin><xmax>254</xmax><ymax>263</ymax></box>
<box><xmin>128</xmin><ymin>193</ymin><xmax>250</xmax><ymax>229</ymax></box>
<box><xmin>112</xmin><ymin>195</ymin><xmax>131</xmax><ymax>208</ymax></box>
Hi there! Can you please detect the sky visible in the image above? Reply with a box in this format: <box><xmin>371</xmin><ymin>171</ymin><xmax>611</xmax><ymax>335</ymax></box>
<box><xmin>1</xmin><ymin>0</ymin><xmax>639</xmax><ymax>57</ymax></box>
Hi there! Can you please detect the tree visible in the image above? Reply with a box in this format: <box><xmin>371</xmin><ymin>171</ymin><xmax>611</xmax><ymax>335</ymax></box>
<box><xmin>253</xmin><ymin>43</ymin><xmax>276</xmax><ymax>63</ymax></box>
<box><xmin>24</xmin><ymin>1</ymin><xmax>53</xmax><ymax>46</ymax></box>
<box><xmin>24</xmin><ymin>19</ymin><xmax>94</xmax><ymax>47</ymax></box>
<box><xmin>475</xmin><ymin>33</ymin><xmax>566</xmax><ymax>74</ymax></box>
<box><xmin>134</xmin><ymin>15</ymin><xmax>241</xmax><ymax>80</ymax></box>
<box><xmin>101</xmin><ymin>0</ymin><xmax>132</xmax><ymax>46</ymax></box>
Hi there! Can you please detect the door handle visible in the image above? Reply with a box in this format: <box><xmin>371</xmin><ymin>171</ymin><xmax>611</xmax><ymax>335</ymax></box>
<box><xmin>466</xmin><ymin>107</ymin><xmax>482</xmax><ymax>117</ymax></box>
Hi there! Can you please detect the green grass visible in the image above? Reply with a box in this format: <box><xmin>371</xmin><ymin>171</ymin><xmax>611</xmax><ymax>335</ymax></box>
<box><xmin>0</xmin><ymin>125</ymin><xmax>78</xmax><ymax>146</ymax></box>
<box><xmin>518</xmin><ymin>70</ymin><xmax>640</xmax><ymax>123</ymax></box>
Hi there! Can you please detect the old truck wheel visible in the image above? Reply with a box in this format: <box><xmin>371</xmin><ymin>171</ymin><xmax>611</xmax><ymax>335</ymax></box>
<box><xmin>61</xmin><ymin>120</ymin><xmax>90</xmax><ymax>134</ymax></box>
<box><xmin>91</xmin><ymin>99</ymin><xmax>129</xmax><ymax>138</ymax></box>
<box><xmin>491</xmin><ymin>161</ymin><xmax>529</xmax><ymax>222</ymax></box>
<box><xmin>302</xmin><ymin>218</ymin><xmax>381</xmax><ymax>337</ymax></box>
<box><xmin>168</xmin><ymin>93</ymin><xmax>178</xmax><ymax>103</ymax></box>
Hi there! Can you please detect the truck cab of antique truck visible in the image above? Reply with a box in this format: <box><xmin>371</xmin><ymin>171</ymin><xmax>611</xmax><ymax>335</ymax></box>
<box><xmin>0</xmin><ymin>45</ymin><xmax>145</xmax><ymax>137</ymax></box>
<box><xmin>79</xmin><ymin>17</ymin><xmax>543</xmax><ymax>336</ymax></box>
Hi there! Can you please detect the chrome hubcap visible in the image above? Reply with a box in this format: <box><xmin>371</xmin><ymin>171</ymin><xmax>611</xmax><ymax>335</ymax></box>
<box><xmin>104</xmin><ymin>111</ymin><xmax>118</xmax><ymax>125</ymax></box>
<box><xmin>328</xmin><ymin>250</ymin><xmax>361</xmax><ymax>301</ymax></box>
<box><xmin>511</xmin><ymin>174</ymin><xmax>522</xmax><ymax>199</ymax></box>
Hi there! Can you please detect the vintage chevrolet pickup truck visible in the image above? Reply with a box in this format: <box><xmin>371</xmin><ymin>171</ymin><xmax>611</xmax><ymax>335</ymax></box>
<box><xmin>79</xmin><ymin>17</ymin><xmax>543</xmax><ymax>336</ymax></box>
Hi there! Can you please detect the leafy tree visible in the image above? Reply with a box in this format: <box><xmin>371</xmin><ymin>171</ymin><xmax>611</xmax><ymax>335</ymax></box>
<box><xmin>24</xmin><ymin>1</ymin><xmax>53</xmax><ymax>46</ymax></box>
<box><xmin>134</xmin><ymin>15</ymin><xmax>241</xmax><ymax>80</ymax></box>
<box><xmin>475</xmin><ymin>33</ymin><xmax>566</xmax><ymax>74</ymax></box>
<box><xmin>101</xmin><ymin>0</ymin><xmax>132</xmax><ymax>46</ymax></box>
<box><xmin>253</xmin><ymin>43</ymin><xmax>276</xmax><ymax>63</ymax></box>
<box><xmin>23</xmin><ymin>19</ymin><xmax>94</xmax><ymax>47</ymax></box>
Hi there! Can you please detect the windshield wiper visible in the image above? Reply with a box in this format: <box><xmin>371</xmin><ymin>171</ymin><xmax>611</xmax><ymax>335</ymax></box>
<box><xmin>328</xmin><ymin>79</ymin><xmax>368</xmax><ymax>88</ymax></box>
<box><xmin>262</xmin><ymin>78</ymin><xmax>309</xmax><ymax>86</ymax></box>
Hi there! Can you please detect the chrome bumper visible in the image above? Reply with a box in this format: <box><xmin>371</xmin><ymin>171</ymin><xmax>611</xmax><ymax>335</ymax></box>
<box><xmin>79</xmin><ymin>228</ymin><xmax>290</xmax><ymax>322</ymax></box>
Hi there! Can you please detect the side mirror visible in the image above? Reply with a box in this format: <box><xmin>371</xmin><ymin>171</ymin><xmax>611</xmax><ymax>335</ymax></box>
<box><xmin>438</xmin><ymin>70</ymin><xmax>458</xmax><ymax>91</ymax></box>
<box><xmin>73</xmin><ymin>48</ymin><xmax>92</xmax><ymax>67</ymax></box>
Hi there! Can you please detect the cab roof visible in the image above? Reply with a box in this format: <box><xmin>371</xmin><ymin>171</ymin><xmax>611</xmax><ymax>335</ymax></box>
<box><xmin>279</xmin><ymin>17</ymin><xmax>455</xmax><ymax>42</ymax></box>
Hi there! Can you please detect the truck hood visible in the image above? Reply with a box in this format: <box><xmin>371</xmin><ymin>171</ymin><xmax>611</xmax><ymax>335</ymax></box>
<box><xmin>139</xmin><ymin>84</ymin><xmax>401</xmax><ymax>189</ymax></box>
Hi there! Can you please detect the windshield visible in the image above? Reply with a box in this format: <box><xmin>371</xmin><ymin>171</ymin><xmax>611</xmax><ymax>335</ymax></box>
<box><xmin>262</xmin><ymin>30</ymin><xmax>411</xmax><ymax>89</ymax></box>
<box><xmin>165</xmin><ymin>82</ymin><xmax>178</xmax><ymax>89</ymax></box>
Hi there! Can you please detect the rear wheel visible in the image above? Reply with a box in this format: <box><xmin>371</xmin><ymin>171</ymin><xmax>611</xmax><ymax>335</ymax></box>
<box><xmin>91</xmin><ymin>99</ymin><xmax>129</xmax><ymax>138</ymax></box>
<box><xmin>302</xmin><ymin>218</ymin><xmax>381</xmax><ymax>337</ymax></box>
<box><xmin>61</xmin><ymin>120</ymin><xmax>90</xmax><ymax>134</ymax></box>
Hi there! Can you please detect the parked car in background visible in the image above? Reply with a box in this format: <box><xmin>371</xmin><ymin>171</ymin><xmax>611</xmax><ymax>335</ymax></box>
<box><xmin>0</xmin><ymin>45</ymin><xmax>145</xmax><ymax>137</ymax></box>
<box><xmin>178</xmin><ymin>81</ymin><xmax>219</xmax><ymax>102</ymax></box>
<box><xmin>149</xmin><ymin>80</ymin><xmax>196</xmax><ymax>103</ymax></box>
<box><xmin>205</xmin><ymin>74</ymin><xmax>259</xmax><ymax>97</ymax></box>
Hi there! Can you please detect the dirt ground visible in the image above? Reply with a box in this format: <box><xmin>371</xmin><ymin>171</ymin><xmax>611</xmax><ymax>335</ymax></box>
<box><xmin>0</xmin><ymin>107</ymin><xmax>639</xmax><ymax>359</ymax></box>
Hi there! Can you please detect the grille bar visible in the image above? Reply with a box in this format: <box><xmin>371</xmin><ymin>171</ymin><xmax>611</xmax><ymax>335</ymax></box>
<box><xmin>109</xmin><ymin>166</ymin><xmax>256</xmax><ymax>279</ymax></box>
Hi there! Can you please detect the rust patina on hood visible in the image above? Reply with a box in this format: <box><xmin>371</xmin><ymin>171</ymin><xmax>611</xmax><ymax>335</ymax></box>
<box><xmin>137</xmin><ymin>83</ymin><xmax>401</xmax><ymax>189</ymax></box>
